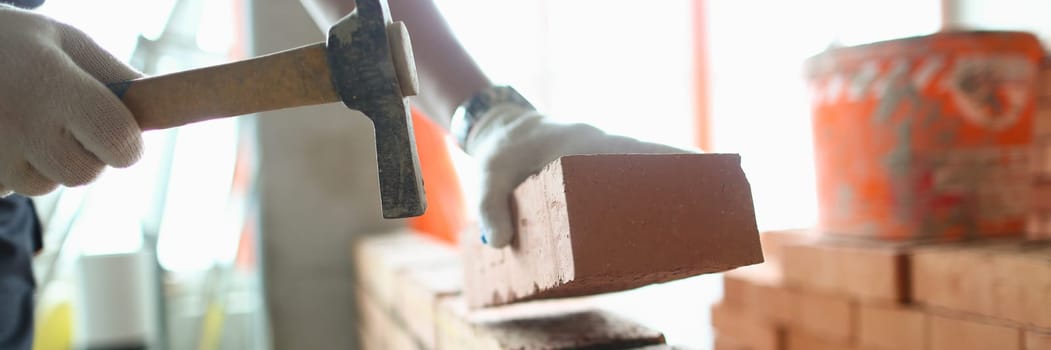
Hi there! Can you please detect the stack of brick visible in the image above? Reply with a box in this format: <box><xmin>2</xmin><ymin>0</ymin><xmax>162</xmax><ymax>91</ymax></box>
<box><xmin>711</xmin><ymin>230</ymin><xmax>1051</xmax><ymax>350</ymax></box>
<box><xmin>352</xmin><ymin>230</ymin><xmax>683</xmax><ymax>350</ymax></box>
<box><xmin>353</xmin><ymin>153</ymin><xmax>766</xmax><ymax>349</ymax></box>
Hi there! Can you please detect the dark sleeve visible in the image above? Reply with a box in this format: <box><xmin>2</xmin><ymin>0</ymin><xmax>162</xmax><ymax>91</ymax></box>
<box><xmin>0</xmin><ymin>195</ymin><xmax>41</xmax><ymax>350</ymax></box>
<box><xmin>1</xmin><ymin>0</ymin><xmax>45</xmax><ymax>9</ymax></box>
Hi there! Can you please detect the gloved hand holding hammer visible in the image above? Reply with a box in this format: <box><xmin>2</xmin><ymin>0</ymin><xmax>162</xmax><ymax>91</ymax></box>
<box><xmin>0</xmin><ymin>4</ymin><xmax>144</xmax><ymax>197</ymax></box>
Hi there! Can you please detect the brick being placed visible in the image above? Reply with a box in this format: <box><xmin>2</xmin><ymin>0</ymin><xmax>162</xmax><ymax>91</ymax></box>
<box><xmin>781</xmin><ymin>237</ymin><xmax>911</xmax><ymax>303</ymax></box>
<box><xmin>911</xmin><ymin>240</ymin><xmax>1051</xmax><ymax>330</ymax></box>
<box><xmin>710</xmin><ymin>302</ymin><xmax>782</xmax><ymax>350</ymax></box>
<box><xmin>929</xmin><ymin>313</ymin><xmax>1023</xmax><ymax>350</ymax></box>
<box><xmin>436</xmin><ymin>297</ymin><xmax>667</xmax><ymax>350</ymax></box>
<box><xmin>463</xmin><ymin>154</ymin><xmax>763</xmax><ymax>308</ymax></box>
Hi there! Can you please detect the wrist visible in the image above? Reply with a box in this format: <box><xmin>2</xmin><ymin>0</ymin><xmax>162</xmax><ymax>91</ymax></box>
<box><xmin>450</xmin><ymin>85</ymin><xmax>536</xmax><ymax>153</ymax></box>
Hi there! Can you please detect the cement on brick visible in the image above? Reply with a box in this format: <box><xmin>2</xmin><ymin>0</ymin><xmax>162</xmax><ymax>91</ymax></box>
<box><xmin>437</xmin><ymin>297</ymin><xmax>666</xmax><ymax>350</ymax></box>
<box><xmin>464</xmin><ymin>154</ymin><xmax>763</xmax><ymax>308</ymax></box>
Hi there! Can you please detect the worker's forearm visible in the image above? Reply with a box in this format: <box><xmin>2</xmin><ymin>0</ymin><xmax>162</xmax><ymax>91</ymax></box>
<box><xmin>299</xmin><ymin>0</ymin><xmax>492</xmax><ymax>129</ymax></box>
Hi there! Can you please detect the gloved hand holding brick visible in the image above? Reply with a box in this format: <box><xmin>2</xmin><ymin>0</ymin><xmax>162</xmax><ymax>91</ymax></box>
<box><xmin>461</xmin><ymin>95</ymin><xmax>695</xmax><ymax>247</ymax></box>
<box><xmin>0</xmin><ymin>5</ymin><xmax>144</xmax><ymax>197</ymax></box>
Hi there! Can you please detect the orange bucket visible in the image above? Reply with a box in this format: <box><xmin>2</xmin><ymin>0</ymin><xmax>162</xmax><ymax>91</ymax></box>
<box><xmin>806</xmin><ymin>31</ymin><xmax>1044</xmax><ymax>241</ymax></box>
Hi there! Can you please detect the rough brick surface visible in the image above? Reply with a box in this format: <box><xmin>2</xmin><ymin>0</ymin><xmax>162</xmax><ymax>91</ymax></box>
<box><xmin>912</xmin><ymin>240</ymin><xmax>1051</xmax><ymax>329</ymax></box>
<box><xmin>929</xmin><ymin>314</ymin><xmax>1022</xmax><ymax>350</ymax></box>
<box><xmin>793</xmin><ymin>289</ymin><xmax>855</xmax><ymax>344</ymax></box>
<box><xmin>782</xmin><ymin>237</ymin><xmax>910</xmax><ymax>302</ymax></box>
<box><xmin>436</xmin><ymin>297</ymin><xmax>666</xmax><ymax>350</ymax></box>
<box><xmin>1027</xmin><ymin>331</ymin><xmax>1051</xmax><ymax>350</ymax></box>
<box><xmin>464</xmin><ymin>154</ymin><xmax>763</xmax><ymax>308</ymax></box>
<box><xmin>858</xmin><ymin>304</ymin><xmax>927</xmax><ymax>350</ymax></box>
<box><xmin>710</xmin><ymin>303</ymin><xmax>782</xmax><ymax>350</ymax></box>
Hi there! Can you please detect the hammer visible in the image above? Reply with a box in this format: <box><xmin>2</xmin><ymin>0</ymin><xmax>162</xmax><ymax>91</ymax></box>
<box><xmin>107</xmin><ymin>0</ymin><xmax>426</xmax><ymax>219</ymax></box>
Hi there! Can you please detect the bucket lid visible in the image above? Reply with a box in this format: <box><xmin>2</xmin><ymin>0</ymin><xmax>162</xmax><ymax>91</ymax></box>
<box><xmin>804</xmin><ymin>30</ymin><xmax>1043</xmax><ymax>79</ymax></box>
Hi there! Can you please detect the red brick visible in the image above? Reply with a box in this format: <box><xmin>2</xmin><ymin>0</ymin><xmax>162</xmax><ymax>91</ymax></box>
<box><xmin>395</xmin><ymin>260</ymin><xmax>463</xmax><ymax>349</ymax></box>
<box><xmin>912</xmin><ymin>240</ymin><xmax>1051</xmax><ymax>329</ymax></box>
<box><xmin>758</xmin><ymin>229</ymin><xmax>811</xmax><ymax>264</ymax></box>
<box><xmin>436</xmin><ymin>297</ymin><xmax>666</xmax><ymax>349</ymax></box>
<box><xmin>463</xmin><ymin>154</ymin><xmax>763</xmax><ymax>308</ymax></box>
<box><xmin>1033</xmin><ymin>137</ymin><xmax>1051</xmax><ymax>176</ymax></box>
<box><xmin>857</xmin><ymin>304</ymin><xmax>927</xmax><ymax>350</ymax></box>
<box><xmin>929</xmin><ymin>314</ymin><xmax>1023</xmax><ymax>350</ymax></box>
<box><xmin>793</xmin><ymin>290</ymin><xmax>855</xmax><ymax>344</ymax></box>
<box><xmin>1026</xmin><ymin>210</ymin><xmax>1051</xmax><ymax>240</ymax></box>
<box><xmin>992</xmin><ymin>244</ymin><xmax>1051</xmax><ymax>330</ymax></box>
<box><xmin>786</xmin><ymin>332</ymin><xmax>855</xmax><ymax>350</ymax></box>
<box><xmin>352</xmin><ymin>231</ymin><xmax>458</xmax><ymax>307</ymax></box>
<box><xmin>710</xmin><ymin>303</ymin><xmax>782</xmax><ymax>350</ymax></box>
<box><xmin>782</xmin><ymin>237</ymin><xmax>909</xmax><ymax>302</ymax></box>
<box><xmin>912</xmin><ymin>242</ymin><xmax>1002</xmax><ymax>318</ymax></box>
<box><xmin>713</xmin><ymin>336</ymin><xmax>750</xmax><ymax>350</ymax></box>
<box><xmin>1027</xmin><ymin>330</ymin><xmax>1051</xmax><ymax>350</ymax></box>
<box><xmin>1032</xmin><ymin>179</ymin><xmax>1051</xmax><ymax>212</ymax></box>
<box><xmin>356</xmin><ymin>288</ymin><xmax>419</xmax><ymax>350</ymax></box>
<box><xmin>722</xmin><ymin>263</ymin><xmax>795</xmax><ymax>324</ymax></box>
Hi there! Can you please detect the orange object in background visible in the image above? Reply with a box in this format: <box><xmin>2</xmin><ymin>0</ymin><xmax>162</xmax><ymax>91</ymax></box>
<box><xmin>408</xmin><ymin>107</ymin><xmax>468</xmax><ymax>245</ymax></box>
<box><xmin>806</xmin><ymin>31</ymin><xmax>1044</xmax><ymax>241</ymax></box>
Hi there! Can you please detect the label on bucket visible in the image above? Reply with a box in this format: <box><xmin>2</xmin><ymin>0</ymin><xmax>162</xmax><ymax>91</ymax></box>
<box><xmin>807</xmin><ymin>31</ymin><xmax>1043</xmax><ymax>241</ymax></box>
<box><xmin>945</xmin><ymin>54</ymin><xmax>1033</xmax><ymax>131</ymax></box>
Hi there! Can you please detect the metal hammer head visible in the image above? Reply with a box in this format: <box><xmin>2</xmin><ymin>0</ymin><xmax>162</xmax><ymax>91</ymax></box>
<box><xmin>326</xmin><ymin>0</ymin><xmax>426</xmax><ymax>219</ymax></box>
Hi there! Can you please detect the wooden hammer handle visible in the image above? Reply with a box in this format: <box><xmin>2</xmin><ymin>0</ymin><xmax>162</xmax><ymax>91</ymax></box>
<box><xmin>109</xmin><ymin>43</ymin><xmax>340</xmax><ymax>131</ymax></box>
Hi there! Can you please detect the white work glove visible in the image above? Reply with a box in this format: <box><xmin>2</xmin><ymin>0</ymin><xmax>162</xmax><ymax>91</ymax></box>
<box><xmin>466</xmin><ymin>104</ymin><xmax>697</xmax><ymax>248</ymax></box>
<box><xmin>0</xmin><ymin>5</ymin><xmax>143</xmax><ymax>197</ymax></box>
